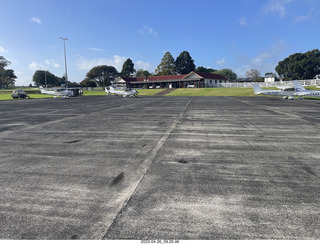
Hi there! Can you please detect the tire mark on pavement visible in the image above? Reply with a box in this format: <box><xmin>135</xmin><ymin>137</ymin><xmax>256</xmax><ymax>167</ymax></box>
<box><xmin>102</xmin><ymin>97</ymin><xmax>194</xmax><ymax>239</ymax></box>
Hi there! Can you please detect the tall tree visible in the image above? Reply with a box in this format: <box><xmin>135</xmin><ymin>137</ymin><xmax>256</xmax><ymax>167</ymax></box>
<box><xmin>136</xmin><ymin>69</ymin><xmax>151</xmax><ymax>78</ymax></box>
<box><xmin>80</xmin><ymin>78</ymin><xmax>97</xmax><ymax>87</ymax></box>
<box><xmin>215</xmin><ymin>69</ymin><xmax>237</xmax><ymax>81</ymax></box>
<box><xmin>155</xmin><ymin>51</ymin><xmax>176</xmax><ymax>75</ymax></box>
<box><xmin>32</xmin><ymin>70</ymin><xmax>61</xmax><ymax>87</ymax></box>
<box><xmin>265</xmin><ymin>72</ymin><xmax>276</xmax><ymax>77</ymax></box>
<box><xmin>175</xmin><ymin>51</ymin><xmax>195</xmax><ymax>74</ymax></box>
<box><xmin>0</xmin><ymin>56</ymin><xmax>17</xmax><ymax>87</ymax></box>
<box><xmin>86</xmin><ymin>65</ymin><xmax>118</xmax><ymax>87</ymax></box>
<box><xmin>0</xmin><ymin>56</ymin><xmax>10</xmax><ymax>70</ymax></box>
<box><xmin>246</xmin><ymin>69</ymin><xmax>261</xmax><ymax>81</ymax></box>
<box><xmin>2</xmin><ymin>69</ymin><xmax>17</xmax><ymax>86</ymax></box>
<box><xmin>121</xmin><ymin>58</ymin><xmax>135</xmax><ymax>77</ymax></box>
<box><xmin>195</xmin><ymin>66</ymin><xmax>217</xmax><ymax>73</ymax></box>
<box><xmin>276</xmin><ymin>49</ymin><xmax>320</xmax><ymax>80</ymax></box>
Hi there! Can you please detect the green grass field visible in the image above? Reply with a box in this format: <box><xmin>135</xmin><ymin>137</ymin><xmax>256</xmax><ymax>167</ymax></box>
<box><xmin>82</xmin><ymin>89</ymin><xmax>166</xmax><ymax>96</ymax></box>
<box><xmin>1</xmin><ymin>86</ymin><xmax>319</xmax><ymax>100</ymax></box>
<box><xmin>166</xmin><ymin>87</ymin><xmax>257</xmax><ymax>96</ymax></box>
<box><xmin>0</xmin><ymin>94</ymin><xmax>54</xmax><ymax>100</ymax></box>
<box><xmin>83</xmin><ymin>90</ymin><xmax>106</xmax><ymax>96</ymax></box>
<box><xmin>138</xmin><ymin>89</ymin><xmax>166</xmax><ymax>96</ymax></box>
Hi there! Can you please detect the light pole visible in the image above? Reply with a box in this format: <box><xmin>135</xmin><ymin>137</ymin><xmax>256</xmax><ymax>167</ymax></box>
<box><xmin>45</xmin><ymin>70</ymin><xmax>47</xmax><ymax>88</ymax></box>
<box><xmin>60</xmin><ymin>37</ymin><xmax>68</xmax><ymax>85</ymax></box>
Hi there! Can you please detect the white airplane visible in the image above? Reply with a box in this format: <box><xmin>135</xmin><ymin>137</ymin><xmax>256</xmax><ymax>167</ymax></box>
<box><xmin>292</xmin><ymin>80</ymin><xmax>320</xmax><ymax>98</ymax></box>
<box><xmin>105</xmin><ymin>86</ymin><xmax>139</xmax><ymax>97</ymax></box>
<box><xmin>39</xmin><ymin>86</ymin><xmax>73</xmax><ymax>98</ymax></box>
<box><xmin>252</xmin><ymin>83</ymin><xmax>296</xmax><ymax>99</ymax></box>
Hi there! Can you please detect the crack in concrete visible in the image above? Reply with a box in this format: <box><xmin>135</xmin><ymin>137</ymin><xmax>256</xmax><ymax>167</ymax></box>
<box><xmin>101</xmin><ymin>97</ymin><xmax>194</xmax><ymax>239</ymax></box>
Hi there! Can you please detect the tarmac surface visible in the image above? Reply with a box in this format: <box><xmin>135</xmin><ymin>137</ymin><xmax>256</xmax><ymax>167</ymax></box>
<box><xmin>0</xmin><ymin>95</ymin><xmax>319</xmax><ymax>240</ymax></box>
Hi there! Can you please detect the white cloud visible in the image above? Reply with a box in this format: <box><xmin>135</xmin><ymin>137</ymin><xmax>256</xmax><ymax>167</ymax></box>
<box><xmin>293</xmin><ymin>7</ymin><xmax>316</xmax><ymax>24</ymax></box>
<box><xmin>0</xmin><ymin>46</ymin><xmax>9</xmax><ymax>53</ymax></box>
<box><xmin>235</xmin><ymin>65</ymin><xmax>251</xmax><ymax>78</ymax></box>
<box><xmin>234</xmin><ymin>39</ymin><xmax>287</xmax><ymax>77</ymax></box>
<box><xmin>29</xmin><ymin>59</ymin><xmax>61</xmax><ymax>71</ymax></box>
<box><xmin>294</xmin><ymin>14</ymin><xmax>311</xmax><ymax>23</ymax></box>
<box><xmin>29</xmin><ymin>61</ymin><xmax>47</xmax><ymax>70</ymax></box>
<box><xmin>45</xmin><ymin>59</ymin><xmax>60</xmax><ymax>68</ymax></box>
<box><xmin>262</xmin><ymin>0</ymin><xmax>293</xmax><ymax>18</ymax></box>
<box><xmin>238</xmin><ymin>17</ymin><xmax>247</xmax><ymax>26</ymax></box>
<box><xmin>30</xmin><ymin>17</ymin><xmax>42</xmax><ymax>24</ymax></box>
<box><xmin>135</xmin><ymin>60</ymin><xmax>154</xmax><ymax>72</ymax></box>
<box><xmin>76</xmin><ymin>55</ymin><xmax>154</xmax><ymax>73</ymax></box>
<box><xmin>215</xmin><ymin>59</ymin><xmax>226</xmax><ymax>67</ymax></box>
<box><xmin>76</xmin><ymin>55</ymin><xmax>127</xmax><ymax>72</ymax></box>
<box><xmin>87</xmin><ymin>47</ymin><xmax>106</xmax><ymax>52</ymax></box>
<box><xmin>139</xmin><ymin>25</ymin><xmax>158</xmax><ymax>37</ymax></box>
<box><xmin>252</xmin><ymin>39</ymin><xmax>287</xmax><ymax>67</ymax></box>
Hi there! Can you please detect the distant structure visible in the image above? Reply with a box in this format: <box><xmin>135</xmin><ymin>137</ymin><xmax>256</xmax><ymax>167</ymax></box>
<box><xmin>264</xmin><ymin>77</ymin><xmax>276</xmax><ymax>83</ymax></box>
<box><xmin>113</xmin><ymin>71</ymin><xmax>227</xmax><ymax>89</ymax></box>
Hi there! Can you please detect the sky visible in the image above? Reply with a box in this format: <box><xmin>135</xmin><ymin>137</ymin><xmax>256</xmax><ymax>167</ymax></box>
<box><xmin>1</xmin><ymin>0</ymin><xmax>320</xmax><ymax>86</ymax></box>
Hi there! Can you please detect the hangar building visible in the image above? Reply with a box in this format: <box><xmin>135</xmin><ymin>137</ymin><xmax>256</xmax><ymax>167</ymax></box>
<box><xmin>113</xmin><ymin>71</ymin><xmax>227</xmax><ymax>89</ymax></box>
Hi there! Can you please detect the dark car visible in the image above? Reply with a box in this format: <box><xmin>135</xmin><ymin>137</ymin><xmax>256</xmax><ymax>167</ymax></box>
<box><xmin>11</xmin><ymin>90</ymin><xmax>30</xmax><ymax>99</ymax></box>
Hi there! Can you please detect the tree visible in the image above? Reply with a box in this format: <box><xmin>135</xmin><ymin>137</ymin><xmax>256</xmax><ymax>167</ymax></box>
<box><xmin>265</xmin><ymin>72</ymin><xmax>276</xmax><ymax>77</ymax></box>
<box><xmin>155</xmin><ymin>51</ymin><xmax>176</xmax><ymax>75</ymax></box>
<box><xmin>121</xmin><ymin>58</ymin><xmax>135</xmax><ymax>77</ymax></box>
<box><xmin>0</xmin><ymin>56</ymin><xmax>17</xmax><ymax>87</ymax></box>
<box><xmin>136</xmin><ymin>69</ymin><xmax>151</xmax><ymax>78</ymax></box>
<box><xmin>175</xmin><ymin>51</ymin><xmax>195</xmax><ymax>74</ymax></box>
<box><xmin>32</xmin><ymin>70</ymin><xmax>61</xmax><ymax>87</ymax></box>
<box><xmin>195</xmin><ymin>66</ymin><xmax>217</xmax><ymax>73</ymax></box>
<box><xmin>0</xmin><ymin>56</ymin><xmax>10</xmax><ymax>70</ymax></box>
<box><xmin>85</xmin><ymin>65</ymin><xmax>118</xmax><ymax>87</ymax></box>
<box><xmin>80</xmin><ymin>78</ymin><xmax>97</xmax><ymax>87</ymax></box>
<box><xmin>214</xmin><ymin>69</ymin><xmax>237</xmax><ymax>81</ymax></box>
<box><xmin>246</xmin><ymin>69</ymin><xmax>261</xmax><ymax>81</ymax></box>
<box><xmin>275</xmin><ymin>49</ymin><xmax>320</xmax><ymax>80</ymax></box>
<box><xmin>2</xmin><ymin>69</ymin><xmax>17</xmax><ymax>86</ymax></box>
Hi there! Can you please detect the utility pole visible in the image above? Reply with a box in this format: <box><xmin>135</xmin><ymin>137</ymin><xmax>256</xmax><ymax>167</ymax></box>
<box><xmin>60</xmin><ymin>37</ymin><xmax>68</xmax><ymax>85</ymax></box>
<box><xmin>45</xmin><ymin>70</ymin><xmax>47</xmax><ymax>88</ymax></box>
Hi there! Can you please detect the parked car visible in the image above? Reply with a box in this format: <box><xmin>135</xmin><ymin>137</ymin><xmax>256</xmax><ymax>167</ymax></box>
<box><xmin>11</xmin><ymin>90</ymin><xmax>30</xmax><ymax>99</ymax></box>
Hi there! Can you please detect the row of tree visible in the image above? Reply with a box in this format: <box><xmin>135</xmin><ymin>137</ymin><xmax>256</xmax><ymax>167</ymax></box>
<box><xmin>79</xmin><ymin>51</ymin><xmax>239</xmax><ymax>87</ymax></box>
<box><xmin>32</xmin><ymin>70</ymin><xmax>78</xmax><ymax>87</ymax></box>
<box><xmin>275</xmin><ymin>49</ymin><xmax>320</xmax><ymax>80</ymax></box>
<box><xmin>0</xmin><ymin>56</ymin><xmax>17</xmax><ymax>88</ymax></box>
<box><xmin>30</xmin><ymin>48</ymin><xmax>320</xmax><ymax>87</ymax></box>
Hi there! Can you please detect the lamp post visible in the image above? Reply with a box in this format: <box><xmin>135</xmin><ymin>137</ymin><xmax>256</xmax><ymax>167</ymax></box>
<box><xmin>45</xmin><ymin>70</ymin><xmax>47</xmax><ymax>88</ymax></box>
<box><xmin>60</xmin><ymin>37</ymin><xmax>68</xmax><ymax>85</ymax></box>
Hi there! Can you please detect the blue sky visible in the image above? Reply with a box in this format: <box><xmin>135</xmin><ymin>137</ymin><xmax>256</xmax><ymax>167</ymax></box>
<box><xmin>1</xmin><ymin>0</ymin><xmax>320</xmax><ymax>86</ymax></box>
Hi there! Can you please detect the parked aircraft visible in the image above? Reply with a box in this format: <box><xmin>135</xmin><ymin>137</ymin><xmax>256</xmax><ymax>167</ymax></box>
<box><xmin>292</xmin><ymin>80</ymin><xmax>320</xmax><ymax>98</ymax></box>
<box><xmin>252</xmin><ymin>83</ymin><xmax>295</xmax><ymax>99</ymax></box>
<box><xmin>105</xmin><ymin>86</ymin><xmax>139</xmax><ymax>97</ymax></box>
<box><xmin>39</xmin><ymin>86</ymin><xmax>73</xmax><ymax>98</ymax></box>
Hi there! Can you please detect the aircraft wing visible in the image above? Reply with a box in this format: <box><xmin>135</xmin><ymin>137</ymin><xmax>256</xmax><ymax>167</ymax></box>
<box><xmin>296</xmin><ymin>91</ymin><xmax>313</xmax><ymax>96</ymax></box>
<box><xmin>276</xmin><ymin>86</ymin><xmax>293</xmax><ymax>91</ymax></box>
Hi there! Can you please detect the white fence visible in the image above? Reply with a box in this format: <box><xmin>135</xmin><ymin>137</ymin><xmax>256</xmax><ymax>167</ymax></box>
<box><xmin>81</xmin><ymin>79</ymin><xmax>320</xmax><ymax>90</ymax></box>
<box><xmin>219</xmin><ymin>79</ymin><xmax>320</xmax><ymax>88</ymax></box>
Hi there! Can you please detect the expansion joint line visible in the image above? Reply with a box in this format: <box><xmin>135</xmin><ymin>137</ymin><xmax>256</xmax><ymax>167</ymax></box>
<box><xmin>101</xmin><ymin>97</ymin><xmax>194</xmax><ymax>239</ymax></box>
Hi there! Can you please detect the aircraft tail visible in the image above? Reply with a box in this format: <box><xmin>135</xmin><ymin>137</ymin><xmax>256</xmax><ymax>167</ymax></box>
<box><xmin>252</xmin><ymin>83</ymin><xmax>263</xmax><ymax>94</ymax></box>
<box><xmin>292</xmin><ymin>80</ymin><xmax>306</xmax><ymax>92</ymax></box>
<box><xmin>39</xmin><ymin>86</ymin><xmax>46</xmax><ymax>93</ymax></box>
<box><xmin>105</xmin><ymin>86</ymin><xmax>114</xmax><ymax>94</ymax></box>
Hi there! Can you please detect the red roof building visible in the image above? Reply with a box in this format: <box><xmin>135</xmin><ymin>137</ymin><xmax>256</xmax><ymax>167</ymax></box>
<box><xmin>114</xmin><ymin>71</ymin><xmax>228</xmax><ymax>89</ymax></box>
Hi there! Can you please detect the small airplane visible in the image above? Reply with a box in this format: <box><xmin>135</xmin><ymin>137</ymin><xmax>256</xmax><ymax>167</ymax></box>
<box><xmin>39</xmin><ymin>86</ymin><xmax>73</xmax><ymax>98</ymax></box>
<box><xmin>292</xmin><ymin>80</ymin><xmax>320</xmax><ymax>98</ymax></box>
<box><xmin>105</xmin><ymin>86</ymin><xmax>139</xmax><ymax>97</ymax></box>
<box><xmin>252</xmin><ymin>83</ymin><xmax>296</xmax><ymax>99</ymax></box>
